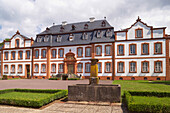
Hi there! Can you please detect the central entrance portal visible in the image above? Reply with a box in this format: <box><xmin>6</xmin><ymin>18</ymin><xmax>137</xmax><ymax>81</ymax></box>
<box><xmin>67</xmin><ymin>64</ymin><xmax>74</xmax><ymax>74</ymax></box>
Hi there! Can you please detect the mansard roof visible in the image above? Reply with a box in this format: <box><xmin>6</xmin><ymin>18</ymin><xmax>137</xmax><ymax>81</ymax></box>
<box><xmin>32</xmin><ymin>19</ymin><xmax>115</xmax><ymax>47</ymax></box>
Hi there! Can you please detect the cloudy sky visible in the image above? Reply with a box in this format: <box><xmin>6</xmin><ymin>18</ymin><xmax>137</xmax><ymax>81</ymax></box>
<box><xmin>0</xmin><ymin>0</ymin><xmax>170</xmax><ymax>42</ymax></box>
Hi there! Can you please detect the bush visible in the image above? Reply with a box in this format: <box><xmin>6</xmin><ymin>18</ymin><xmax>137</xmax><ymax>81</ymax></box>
<box><xmin>2</xmin><ymin>75</ymin><xmax>8</xmax><ymax>80</ymax></box>
<box><xmin>49</xmin><ymin>78</ymin><xmax>60</xmax><ymax>80</ymax></box>
<box><xmin>124</xmin><ymin>91</ymin><xmax>170</xmax><ymax>113</ymax></box>
<box><xmin>67</xmin><ymin>78</ymin><xmax>80</xmax><ymax>80</ymax></box>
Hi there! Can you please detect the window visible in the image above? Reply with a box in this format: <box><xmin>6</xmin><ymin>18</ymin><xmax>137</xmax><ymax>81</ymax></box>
<box><xmin>51</xmin><ymin>64</ymin><xmax>56</xmax><ymax>73</ymax></box>
<box><xmin>142</xmin><ymin>43</ymin><xmax>149</xmax><ymax>55</ymax></box>
<box><xmin>84</xmin><ymin>24</ymin><xmax>88</xmax><ymax>29</ymax></box>
<box><xmin>58</xmin><ymin>64</ymin><xmax>64</xmax><ymax>73</ymax></box>
<box><xmin>4</xmin><ymin>65</ymin><xmax>8</xmax><ymax>73</ymax></box>
<box><xmin>77</xmin><ymin>63</ymin><xmax>83</xmax><ymax>73</ymax></box>
<box><xmin>154</xmin><ymin>61</ymin><xmax>162</xmax><ymax>73</ymax></box>
<box><xmin>98</xmin><ymin>62</ymin><xmax>102</xmax><ymax>73</ymax></box>
<box><xmin>37</xmin><ymin>37</ymin><xmax>41</xmax><ymax>42</ymax></box>
<box><xmin>51</xmin><ymin>49</ymin><xmax>56</xmax><ymax>58</ymax></box>
<box><xmin>4</xmin><ymin>52</ymin><xmax>8</xmax><ymax>60</ymax></box>
<box><xmin>35</xmin><ymin>50</ymin><xmax>39</xmax><ymax>58</ymax></box>
<box><xmin>18</xmin><ymin>65</ymin><xmax>22</xmax><ymax>73</ymax></box>
<box><xmin>41</xmin><ymin>64</ymin><xmax>46</xmax><ymax>73</ymax></box>
<box><xmin>141</xmin><ymin>61</ymin><xmax>149</xmax><ymax>73</ymax></box>
<box><xmin>117</xmin><ymin>62</ymin><xmax>124</xmax><ymax>73</ymax></box>
<box><xmin>105</xmin><ymin>45</ymin><xmax>111</xmax><ymax>56</ymax></box>
<box><xmin>11</xmin><ymin>51</ymin><xmax>16</xmax><ymax>60</ymax></box>
<box><xmin>95</xmin><ymin>45</ymin><xmax>102</xmax><ymax>56</ymax></box>
<box><xmin>129</xmin><ymin>61</ymin><xmax>137</xmax><ymax>73</ymax></box>
<box><xmin>97</xmin><ymin>30</ymin><xmax>102</xmax><ymax>38</ymax></box>
<box><xmin>59</xmin><ymin>48</ymin><xmax>64</xmax><ymax>58</ymax></box>
<box><xmin>106</xmin><ymin>29</ymin><xmax>112</xmax><ymax>37</ymax></box>
<box><xmin>85</xmin><ymin>63</ymin><xmax>91</xmax><ymax>73</ymax></box>
<box><xmin>101</xmin><ymin>21</ymin><xmax>106</xmax><ymax>27</ymax></box>
<box><xmin>129</xmin><ymin>44</ymin><xmax>136</xmax><ymax>55</ymax></box>
<box><xmin>117</xmin><ymin>44</ymin><xmax>124</xmax><ymax>55</ymax></box>
<box><xmin>34</xmin><ymin>64</ymin><xmax>39</xmax><ymax>73</ymax></box>
<box><xmin>135</xmin><ymin>28</ymin><xmax>143</xmax><ymax>38</ymax></box>
<box><xmin>18</xmin><ymin>51</ymin><xmax>23</xmax><ymax>59</ymax></box>
<box><xmin>15</xmin><ymin>39</ymin><xmax>19</xmax><ymax>47</ymax></box>
<box><xmin>85</xmin><ymin>47</ymin><xmax>91</xmax><ymax>57</ymax></box>
<box><xmin>82</xmin><ymin>33</ymin><xmax>88</xmax><ymax>40</ymax></box>
<box><xmin>26</xmin><ymin>50</ymin><xmax>30</xmax><ymax>59</ymax></box>
<box><xmin>44</xmin><ymin>35</ymin><xmax>49</xmax><ymax>42</ymax></box>
<box><xmin>41</xmin><ymin>49</ymin><xmax>46</xmax><ymax>58</ymax></box>
<box><xmin>105</xmin><ymin>62</ymin><xmax>111</xmax><ymax>73</ymax></box>
<box><xmin>57</xmin><ymin>35</ymin><xmax>62</xmax><ymax>42</ymax></box>
<box><xmin>69</xmin><ymin>34</ymin><xmax>74</xmax><ymax>41</ymax></box>
<box><xmin>11</xmin><ymin>65</ymin><xmax>15</xmax><ymax>73</ymax></box>
<box><xmin>77</xmin><ymin>47</ymin><xmax>83</xmax><ymax>57</ymax></box>
<box><xmin>154</xmin><ymin>42</ymin><xmax>162</xmax><ymax>54</ymax></box>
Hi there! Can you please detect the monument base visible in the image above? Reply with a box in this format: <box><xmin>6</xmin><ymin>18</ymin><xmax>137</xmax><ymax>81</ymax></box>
<box><xmin>68</xmin><ymin>84</ymin><xmax>121</xmax><ymax>103</ymax></box>
<box><xmin>89</xmin><ymin>77</ymin><xmax>99</xmax><ymax>85</ymax></box>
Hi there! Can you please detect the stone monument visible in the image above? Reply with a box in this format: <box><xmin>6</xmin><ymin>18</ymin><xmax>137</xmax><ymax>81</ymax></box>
<box><xmin>68</xmin><ymin>58</ymin><xmax>121</xmax><ymax>103</ymax></box>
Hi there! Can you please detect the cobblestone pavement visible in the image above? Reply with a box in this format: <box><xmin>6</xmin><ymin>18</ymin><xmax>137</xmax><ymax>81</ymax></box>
<box><xmin>0</xmin><ymin>102</ymin><xmax>127</xmax><ymax>113</ymax></box>
<box><xmin>0</xmin><ymin>79</ymin><xmax>113</xmax><ymax>90</ymax></box>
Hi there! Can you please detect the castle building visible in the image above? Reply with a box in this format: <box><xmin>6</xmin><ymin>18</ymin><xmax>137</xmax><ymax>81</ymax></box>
<box><xmin>1</xmin><ymin>17</ymin><xmax>170</xmax><ymax>81</ymax></box>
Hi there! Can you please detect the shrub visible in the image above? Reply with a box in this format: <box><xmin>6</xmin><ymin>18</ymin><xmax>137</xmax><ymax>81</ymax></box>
<box><xmin>49</xmin><ymin>78</ymin><xmax>60</xmax><ymax>80</ymax></box>
<box><xmin>2</xmin><ymin>75</ymin><xmax>8</xmax><ymax>80</ymax></box>
<box><xmin>67</xmin><ymin>78</ymin><xmax>80</xmax><ymax>80</ymax></box>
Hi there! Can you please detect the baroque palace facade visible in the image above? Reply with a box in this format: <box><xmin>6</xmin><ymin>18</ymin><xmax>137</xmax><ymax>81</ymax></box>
<box><xmin>0</xmin><ymin>17</ymin><xmax>170</xmax><ymax>81</ymax></box>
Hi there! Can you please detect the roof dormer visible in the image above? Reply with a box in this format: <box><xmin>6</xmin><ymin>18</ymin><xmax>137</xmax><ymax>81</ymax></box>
<box><xmin>37</xmin><ymin>37</ymin><xmax>42</xmax><ymax>42</ymax></box>
<box><xmin>71</xmin><ymin>25</ymin><xmax>76</xmax><ymax>30</ymax></box>
<box><xmin>84</xmin><ymin>24</ymin><xmax>88</xmax><ymax>29</ymax></box>
<box><xmin>56</xmin><ymin>35</ymin><xmax>62</xmax><ymax>42</ymax></box>
<box><xmin>82</xmin><ymin>33</ymin><xmax>88</xmax><ymax>40</ymax></box>
<box><xmin>101</xmin><ymin>21</ymin><xmax>106</xmax><ymax>27</ymax></box>
<box><xmin>97</xmin><ymin>30</ymin><xmax>102</xmax><ymax>38</ymax></box>
<box><xmin>69</xmin><ymin>34</ymin><xmax>74</xmax><ymax>41</ymax></box>
<box><xmin>106</xmin><ymin>29</ymin><xmax>112</xmax><ymax>37</ymax></box>
<box><xmin>44</xmin><ymin>35</ymin><xmax>49</xmax><ymax>42</ymax></box>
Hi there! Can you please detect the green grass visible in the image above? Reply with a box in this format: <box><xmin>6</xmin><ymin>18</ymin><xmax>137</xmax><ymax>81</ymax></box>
<box><xmin>113</xmin><ymin>80</ymin><xmax>170</xmax><ymax>96</ymax></box>
<box><xmin>0</xmin><ymin>92</ymin><xmax>52</xmax><ymax>101</ymax></box>
<box><xmin>132</xmin><ymin>96</ymin><xmax>170</xmax><ymax>105</ymax></box>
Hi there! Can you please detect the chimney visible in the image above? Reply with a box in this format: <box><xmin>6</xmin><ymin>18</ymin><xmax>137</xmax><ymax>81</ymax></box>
<box><xmin>62</xmin><ymin>21</ymin><xmax>67</xmax><ymax>26</ymax></box>
<box><xmin>89</xmin><ymin>17</ymin><xmax>95</xmax><ymax>22</ymax></box>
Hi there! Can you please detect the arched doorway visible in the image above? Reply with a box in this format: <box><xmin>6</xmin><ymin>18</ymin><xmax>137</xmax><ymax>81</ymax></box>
<box><xmin>64</xmin><ymin>50</ymin><xmax>77</xmax><ymax>74</ymax></box>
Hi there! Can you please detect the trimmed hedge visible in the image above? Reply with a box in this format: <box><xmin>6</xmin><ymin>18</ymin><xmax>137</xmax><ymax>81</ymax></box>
<box><xmin>0</xmin><ymin>89</ymin><xmax>68</xmax><ymax>108</ymax></box>
<box><xmin>49</xmin><ymin>78</ymin><xmax>60</xmax><ymax>80</ymax></box>
<box><xmin>67</xmin><ymin>78</ymin><xmax>80</xmax><ymax>80</ymax></box>
<box><xmin>124</xmin><ymin>91</ymin><xmax>170</xmax><ymax>113</ymax></box>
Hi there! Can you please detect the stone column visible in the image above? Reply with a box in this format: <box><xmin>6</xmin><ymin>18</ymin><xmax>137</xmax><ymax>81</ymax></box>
<box><xmin>89</xmin><ymin>58</ymin><xmax>99</xmax><ymax>85</ymax></box>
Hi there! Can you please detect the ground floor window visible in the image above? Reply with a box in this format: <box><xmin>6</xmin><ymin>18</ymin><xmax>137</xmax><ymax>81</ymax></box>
<box><xmin>105</xmin><ymin>62</ymin><xmax>111</xmax><ymax>73</ymax></box>
<box><xmin>129</xmin><ymin>61</ymin><xmax>136</xmax><ymax>73</ymax></box>
<box><xmin>41</xmin><ymin>64</ymin><xmax>46</xmax><ymax>73</ymax></box>
<box><xmin>59</xmin><ymin>64</ymin><xmax>64</xmax><ymax>73</ymax></box>
<box><xmin>142</xmin><ymin>61</ymin><xmax>149</xmax><ymax>73</ymax></box>
<box><xmin>18</xmin><ymin>65</ymin><xmax>22</xmax><ymax>73</ymax></box>
<box><xmin>77</xmin><ymin>63</ymin><xmax>82</xmax><ymax>73</ymax></box>
<box><xmin>4</xmin><ymin>65</ymin><xmax>8</xmax><ymax>73</ymax></box>
<box><xmin>34</xmin><ymin>64</ymin><xmax>39</xmax><ymax>73</ymax></box>
<box><xmin>51</xmin><ymin>64</ymin><xmax>56</xmax><ymax>73</ymax></box>
<box><xmin>11</xmin><ymin>65</ymin><xmax>15</xmax><ymax>73</ymax></box>
<box><xmin>85</xmin><ymin>63</ymin><xmax>91</xmax><ymax>73</ymax></box>
<box><xmin>98</xmin><ymin>62</ymin><xmax>102</xmax><ymax>73</ymax></box>
<box><xmin>155</xmin><ymin>61</ymin><xmax>162</xmax><ymax>73</ymax></box>
<box><xmin>118</xmin><ymin>62</ymin><xmax>124</xmax><ymax>73</ymax></box>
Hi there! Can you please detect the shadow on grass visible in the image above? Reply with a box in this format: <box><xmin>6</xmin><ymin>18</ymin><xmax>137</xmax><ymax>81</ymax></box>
<box><xmin>138</xmin><ymin>80</ymin><xmax>170</xmax><ymax>85</ymax></box>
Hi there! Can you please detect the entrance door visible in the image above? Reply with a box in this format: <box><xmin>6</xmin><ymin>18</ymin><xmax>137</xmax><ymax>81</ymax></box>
<box><xmin>67</xmin><ymin>64</ymin><xmax>74</xmax><ymax>74</ymax></box>
<box><xmin>26</xmin><ymin>65</ymin><xmax>30</xmax><ymax>78</ymax></box>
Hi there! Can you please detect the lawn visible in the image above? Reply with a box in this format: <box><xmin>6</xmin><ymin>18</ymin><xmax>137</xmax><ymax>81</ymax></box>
<box><xmin>113</xmin><ymin>80</ymin><xmax>170</xmax><ymax>96</ymax></box>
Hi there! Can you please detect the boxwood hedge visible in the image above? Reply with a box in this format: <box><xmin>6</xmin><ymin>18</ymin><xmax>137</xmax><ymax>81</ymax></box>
<box><xmin>124</xmin><ymin>91</ymin><xmax>170</xmax><ymax>113</ymax></box>
<box><xmin>0</xmin><ymin>89</ymin><xmax>68</xmax><ymax>108</ymax></box>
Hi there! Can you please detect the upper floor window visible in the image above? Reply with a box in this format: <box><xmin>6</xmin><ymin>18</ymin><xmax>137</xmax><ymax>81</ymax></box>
<box><xmin>44</xmin><ymin>35</ymin><xmax>49</xmax><ymax>42</ymax></box>
<box><xmin>34</xmin><ymin>64</ymin><xmax>39</xmax><ymax>72</ymax></box>
<box><xmin>85</xmin><ymin>47</ymin><xmax>91</xmax><ymax>57</ymax></box>
<box><xmin>69</xmin><ymin>34</ymin><xmax>74</xmax><ymax>41</ymax></box>
<box><xmin>11</xmin><ymin>65</ymin><xmax>15</xmax><ymax>73</ymax></box>
<box><xmin>117</xmin><ymin>44</ymin><xmax>124</xmax><ymax>55</ymax></box>
<box><xmin>106</xmin><ymin>29</ymin><xmax>112</xmax><ymax>37</ymax></box>
<box><xmin>51</xmin><ymin>64</ymin><xmax>56</xmax><ymax>73</ymax></box>
<box><xmin>18</xmin><ymin>51</ymin><xmax>23</xmax><ymax>60</ymax></box>
<box><xmin>96</xmin><ymin>45</ymin><xmax>102</xmax><ymax>56</ymax></box>
<box><xmin>42</xmin><ymin>49</ymin><xmax>46</xmax><ymax>58</ymax></box>
<box><xmin>154</xmin><ymin>42</ymin><xmax>162</xmax><ymax>54</ymax></box>
<box><xmin>142</xmin><ymin>61</ymin><xmax>149</xmax><ymax>73</ymax></box>
<box><xmin>105</xmin><ymin>62</ymin><xmax>111</xmax><ymax>73</ymax></box>
<box><xmin>77</xmin><ymin>47</ymin><xmax>83</xmax><ymax>57</ymax></box>
<box><xmin>37</xmin><ymin>37</ymin><xmax>41</xmax><ymax>42</ymax></box>
<box><xmin>77</xmin><ymin>63</ymin><xmax>83</xmax><ymax>73</ymax></box>
<box><xmin>4</xmin><ymin>65</ymin><xmax>8</xmax><ymax>73</ymax></box>
<box><xmin>51</xmin><ymin>49</ymin><xmax>56</xmax><ymax>58</ymax></box>
<box><xmin>56</xmin><ymin>35</ymin><xmax>62</xmax><ymax>42</ymax></box>
<box><xmin>4</xmin><ymin>52</ymin><xmax>8</xmax><ymax>60</ymax></box>
<box><xmin>141</xmin><ymin>43</ymin><xmax>149</xmax><ymax>55</ymax></box>
<box><xmin>35</xmin><ymin>50</ymin><xmax>39</xmax><ymax>58</ymax></box>
<box><xmin>85</xmin><ymin>63</ymin><xmax>91</xmax><ymax>73</ymax></box>
<box><xmin>98</xmin><ymin>62</ymin><xmax>102</xmax><ymax>73</ymax></box>
<box><xmin>41</xmin><ymin>64</ymin><xmax>46</xmax><ymax>73</ymax></box>
<box><xmin>18</xmin><ymin>65</ymin><xmax>22</xmax><ymax>73</ymax></box>
<box><xmin>101</xmin><ymin>21</ymin><xmax>106</xmax><ymax>27</ymax></box>
<box><xmin>26</xmin><ymin>50</ymin><xmax>30</xmax><ymax>59</ymax></box>
<box><xmin>105</xmin><ymin>45</ymin><xmax>111</xmax><ymax>56</ymax></box>
<box><xmin>59</xmin><ymin>48</ymin><xmax>64</xmax><ymax>58</ymax></box>
<box><xmin>154</xmin><ymin>61</ymin><xmax>162</xmax><ymax>73</ymax></box>
<box><xmin>84</xmin><ymin>24</ymin><xmax>88</xmax><ymax>29</ymax></box>
<box><xmin>58</xmin><ymin>64</ymin><xmax>64</xmax><ymax>73</ymax></box>
<box><xmin>118</xmin><ymin>62</ymin><xmax>124</xmax><ymax>73</ymax></box>
<box><xmin>82</xmin><ymin>33</ymin><xmax>88</xmax><ymax>40</ymax></box>
<box><xmin>129</xmin><ymin>44</ymin><xmax>136</xmax><ymax>55</ymax></box>
<box><xmin>129</xmin><ymin>61</ymin><xmax>136</xmax><ymax>73</ymax></box>
<box><xmin>97</xmin><ymin>30</ymin><xmax>102</xmax><ymax>38</ymax></box>
<box><xmin>15</xmin><ymin>39</ymin><xmax>19</xmax><ymax>47</ymax></box>
<box><xmin>11</xmin><ymin>51</ymin><xmax>16</xmax><ymax>60</ymax></box>
<box><xmin>135</xmin><ymin>28</ymin><xmax>143</xmax><ymax>38</ymax></box>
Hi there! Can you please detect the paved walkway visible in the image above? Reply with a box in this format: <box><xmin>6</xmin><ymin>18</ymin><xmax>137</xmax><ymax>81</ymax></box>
<box><xmin>0</xmin><ymin>79</ymin><xmax>113</xmax><ymax>90</ymax></box>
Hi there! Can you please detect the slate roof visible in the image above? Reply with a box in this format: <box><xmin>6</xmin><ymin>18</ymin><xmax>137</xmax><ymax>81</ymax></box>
<box><xmin>32</xmin><ymin>19</ymin><xmax>115</xmax><ymax>47</ymax></box>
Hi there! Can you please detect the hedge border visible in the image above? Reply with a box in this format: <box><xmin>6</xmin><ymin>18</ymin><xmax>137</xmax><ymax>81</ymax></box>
<box><xmin>0</xmin><ymin>89</ymin><xmax>68</xmax><ymax>108</ymax></box>
<box><xmin>124</xmin><ymin>91</ymin><xmax>170</xmax><ymax>113</ymax></box>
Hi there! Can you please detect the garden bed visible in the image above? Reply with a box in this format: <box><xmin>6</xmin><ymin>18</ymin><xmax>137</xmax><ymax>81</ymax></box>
<box><xmin>0</xmin><ymin>89</ymin><xmax>67</xmax><ymax>108</ymax></box>
<box><xmin>124</xmin><ymin>91</ymin><xmax>170</xmax><ymax>113</ymax></box>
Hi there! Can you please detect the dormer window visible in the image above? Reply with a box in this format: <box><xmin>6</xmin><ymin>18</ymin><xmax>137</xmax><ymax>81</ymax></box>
<box><xmin>37</xmin><ymin>37</ymin><xmax>41</xmax><ymax>42</ymax></box>
<box><xmin>82</xmin><ymin>33</ymin><xmax>88</xmax><ymax>40</ymax></box>
<box><xmin>84</xmin><ymin>24</ymin><xmax>88</xmax><ymax>29</ymax></box>
<box><xmin>69</xmin><ymin>34</ymin><xmax>74</xmax><ymax>41</ymax></box>
<box><xmin>97</xmin><ymin>30</ymin><xmax>102</xmax><ymax>38</ymax></box>
<box><xmin>15</xmin><ymin>39</ymin><xmax>19</xmax><ymax>48</ymax></box>
<box><xmin>44</xmin><ymin>35</ymin><xmax>49</xmax><ymax>42</ymax></box>
<box><xmin>57</xmin><ymin>35</ymin><xmax>62</xmax><ymax>42</ymax></box>
<box><xmin>135</xmin><ymin>28</ymin><xmax>143</xmax><ymax>38</ymax></box>
<box><xmin>101</xmin><ymin>21</ymin><xmax>106</xmax><ymax>27</ymax></box>
<box><xmin>60</xmin><ymin>26</ymin><xmax>64</xmax><ymax>32</ymax></box>
<box><xmin>72</xmin><ymin>25</ymin><xmax>76</xmax><ymax>30</ymax></box>
<box><xmin>106</xmin><ymin>29</ymin><xmax>112</xmax><ymax>37</ymax></box>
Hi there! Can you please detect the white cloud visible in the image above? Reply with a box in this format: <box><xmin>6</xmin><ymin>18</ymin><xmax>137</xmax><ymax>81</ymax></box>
<box><xmin>0</xmin><ymin>0</ymin><xmax>170</xmax><ymax>42</ymax></box>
